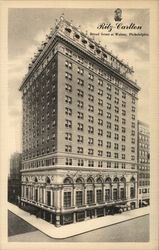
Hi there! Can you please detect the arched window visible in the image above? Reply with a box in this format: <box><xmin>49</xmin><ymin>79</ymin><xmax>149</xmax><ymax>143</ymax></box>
<box><xmin>87</xmin><ymin>177</ymin><xmax>94</xmax><ymax>184</ymax></box>
<box><xmin>46</xmin><ymin>176</ymin><xmax>51</xmax><ymax>184</ymax></box>
<box><xmin>130</xmin><ymin>176</ymin><xmax>135</xmax><ymax>182</ymax></box>
<box><xmin>96</xmin><ymin>177</ymin><xmax>103</xmax><ymax>184</ymax></box>
<box><xmin>105</xmin><ymin>177</ymin><xmax>112</xmax><ymax>183</ymax></box>
<box><xmin>63</xmin><ymin>177</ymin><xmax>73</xmax><ymax>185</ymax></box>
<box><xmin>120</xmin><ymin>176</ymin><xmax>126</xmax><ymax>183</ymax></box>
<box><xmin>76</xmin><ymin>177</ymin><xmax>84</xmax><ymax>184</ymax></box>
<box><xmin>34</xmin><ymin>176</ymin><xmax>38</xmax><ymax>183</ymax></box>
<box><xmin>113</xmin><ymin>177</ymin><xmax>119</xmax><ymax>183</ymax></box>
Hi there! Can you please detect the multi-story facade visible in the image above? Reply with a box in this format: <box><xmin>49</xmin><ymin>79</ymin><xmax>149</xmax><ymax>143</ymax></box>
<box><xmin>20</xmin><ymin>16</ymin><xmax>140</xmax><ymax>226</ymax></box>
<box><xmin>137</xmin><ymin>121</ymin><xmax>150</xmax><ymax>207</ymax></box>
<box><xmin>8</xmin><ymin>152</ymin><xmax>21</xmax><ymax>204</ymax></box>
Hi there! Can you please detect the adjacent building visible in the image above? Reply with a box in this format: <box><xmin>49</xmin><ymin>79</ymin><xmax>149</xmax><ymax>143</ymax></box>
<box><xmin>137</xmin><ymin>121</ymin><xmax>150</xmax><ymax>207</ymax></box>
<box><xmin>8</xmin><ymin>152</ymin><xmax>21</xmax><ymax>204</ymax></box>
<box><xmin>19</xmin><ymin>16</ymin><xmax>140</xmax><ymax>226</ymax></box>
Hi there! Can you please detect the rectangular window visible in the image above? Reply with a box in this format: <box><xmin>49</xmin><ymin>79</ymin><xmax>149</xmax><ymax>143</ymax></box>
<box><xmin>65</xmin><ymin>145</ymin><xmax>72</xmax><ymax>152</ymax></box>
<box><xmin>107</xmin><ymin>131</ymin><xmax>111</xmax><ymax>138</ymax></box>
<box><xmin>77</xmin><ymin>135</ymin><xmax>83</xmax><ymax>143</ymax></box>
<box><xmin>88</xmin><ymin>160</ymin><xmax>94</xmax><ymax>167</ymax></box>
<box><xmin>107</xmin><ymin>93</ymin><xmax>111</xmax><ymax>100</ymax></box>
<box><xmin>77</xmin><ymin>111</ymin><xmax>84</xmax><ymax>119</ymax></box>
<box><xmin>114</xmin><ymin>97</ymin><xmax>119</xmax><ymax>104</ymax></box>
<box><xmin>77</xmin><ymin>147</ymin><xmax>83</xmax><ymax>154</ymax></box>
<box><xmin>98</xmin><ymin>98</ymin><xmax>103</xmax><ymax>106</ymax></box>
<box><xmin>98</xmin><ymin>89</ymin><xmax>103</xmax><ymax>96</ymax></box>
<box><xmin>88</xmin><ymin>84</ymin><xmax>94</xmax><ymax>91</ymax></box>
<box><xmin>105</xmin><ymin>189</ymin><xmax>111</xmax><ymax>201</ymax></box>
<box><xmin>77</xmin><ymin>89</ymin><xmax>84</xmax><ymax>98</ymax></box>
<box><xmin>107</xmin><ymin>152</ymin><xmax>111</xmax><ymax>157</ymax></box>
<box><xmin>65</xmin><ymin>133</ymin><xmax>72</xmax><ymax>141</ymax></box>
<box><xmin>122</xmin><ymin>154</ymin><xmax>125</xmax><ymax>159</ymax></box>
<box><xmin>88</xmin><ymin>115</ymin><xmax>94</xmax><ymax>123</ymax></box>
<box><xmin>113</xmin><ymin>189</ymin><xmax>118</xmax><ymax>200</ymax></box>
<box><xmin>107</xmin><ymin>112</ymin><xmax>111</xmax><ymax>119</ymax></box>
<box><xmin>78</xmin><ymin>123</ymin><xmax>84</xmax><ymax>131</ymax></box>
<box><xmin>107</xmin><ymin>162</ymin><xmax>111</xmax><ymax>168</ymax></box>
<box><xmin>78</xmin><ymin>159</ymin><xmax>84</xmax><ymax>166</ymax></box>
<box><xmin>122</xmin><ymin>92</ymin><xmax>126</xmax><ymax>99</ymax></box>
<box><xmin>65</xmin><ymin>107</ymin><xmax>72</xmax><ymax>116</ymax></box>
<box><xmin>66</xmin><ymin>158</ymin><xmax>72</xmax><ymax>165</ymax></box>
<box><xmin>65</xmin><ymin>60</ymin><xmax>72</xmax><ymax>69</ymax></box>
<box><xmin>64</xmin><ymin>192</ymin><xmax>71</xmax><ymax>208</ymax></box>
<box><xmin>47</xmin><ymin>191</ymin><xmax>51</xmax><ymax>206</ymax></box>
<box><xmin>98</xmin><ymin>129</ymin><xmax>103</xmax><ymax>136</ymax></box>
<box><xmin>88</xmin><ymin>148</ymin><xmax>94</xmax><ymax>155</ymax></box>
<box><xmin>77</xmin><ymin>67</ymin><xmax>84</xmax><ymax>75</ymax></box>
<box><xmin>89</xmin><ymin>73</ymin><xmax>94</xmax><ymax>80</ymax></box>
<box><xmin>76</xmin><ymin>191</ymin><xmax>83</xmax><ymax>207</ymax></box>
<box><xmin>87</xmin><ymin>190</ymin><xmax>93</xmax><ymax>204</ymax></box>
<box><xmin>98</xmin><ymin>151</ymin><xmax>103</xmax><ymax>156</ymax></box>
<box><xmin>97</xmin><ymin>190</ymin><xmax>103</xmax><ymax>203</ymax></box>
<box><xmin>107</xmin><ymin>83</ymin><xmax>111</xmax><ymax>91</ymax></box>
<box><xmin>107</xmin><ymin>141</ymin><xmax>111</xmax><ymax>148</ymax></box>
<box><xmin>130</xmin><ymin>187</ymin><xmax>135</xmax><ymax>199</ymax></box>
<box><xmin>98</xmin><ymin>109</ymin><xmax>103</xmax><ymax>116</ymax></box>
<box><xmin>114</xmin><ymin>153</ymin><xmax>119</xmax><ymax>158</ymax></box>
<box><xmin>65</xmin><ymin>95</ymin><xmax>72</xmax><ymax>104</ymax></box>
<box><xmin>98</xmin><ymin>119</ymin><xmax>103</xmax><ymax>126</ymax></box>
<box><xmin>77</xmin><ymin>100</ymin><xmax>84</xmax><ymax>109</ymax></box>
<box><xmin>88</xmin><ymin>105</ymin><xmax>94</xmax><ymax>112</ymax></box>
<box><xmin>107</xmin><ymin>122</ymin><xmax>111</xmax><ymax>129</ymax></box>
<box><xmin>65</xmin><ymin>72</ymin><xmax>72</xmax><ymax>80</ymax></box>
<box><xmin>98</xmin><ymin>79</ymin><xmax>103</xmax><ymax>86</ymax></box>
<box><xmin>77</xmin><ymin>78</ymin><xmax>84</xmax><ymax>86</ymax></box>
<box><xmin>88</xmin><ymin>94</ymin><xmax>94</xmax><ymax>102</ymax></box>
<box><xmin>122</xmin><ymin>163</ymin><xmax>126</xmax><ymax>169</ymax></box>
<box><xmin>88</xmin><ymin>126</ymin><xmax>94</xmax><ymax>134</ymax></box>
<box><xmin>88</xmin><ymin>137</ymin><xmax>94</xmax><ymax>145</ymax></box>
<box><xmin>65</xmin><ymin>119</ymin><xmax>72</xmax><ymax>128</ymax></box>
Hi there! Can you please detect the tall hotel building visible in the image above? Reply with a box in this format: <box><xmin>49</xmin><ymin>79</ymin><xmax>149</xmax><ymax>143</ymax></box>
<box><xmin>20</xmin><ymin>16</ymin><xmax>140</xmax><ymax>226</ymax></box>
<box><xmin>137</xmin><ymin>121</ymin><xmax>150</xmax><ymax>207</ymax></box>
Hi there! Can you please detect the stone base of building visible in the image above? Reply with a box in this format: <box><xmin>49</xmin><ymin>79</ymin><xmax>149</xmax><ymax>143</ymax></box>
<box><xmin>21</xmin><ymin>200</ymin><xmax>138</xmax><ymax>227</ymax></box>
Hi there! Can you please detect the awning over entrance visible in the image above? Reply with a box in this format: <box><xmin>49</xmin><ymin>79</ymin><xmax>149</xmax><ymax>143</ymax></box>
<box><xmin>142</xmin><ymin>201</ymin><xmax>148</xmax><ymax>205</ymax></box>
<box><xmin>115</xmin><ymin>204</ymin><xmax>128</xmax><ymax>208</ymax></box>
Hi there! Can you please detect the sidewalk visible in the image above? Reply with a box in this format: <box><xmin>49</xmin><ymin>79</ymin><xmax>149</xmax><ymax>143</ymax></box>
<box><xmin>8</xmin><ymin>202</ymin><xmax>150</xmax><ymax>239</ymax></box>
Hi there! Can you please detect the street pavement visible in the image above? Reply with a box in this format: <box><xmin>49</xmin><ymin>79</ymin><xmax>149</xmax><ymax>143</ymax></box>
<box><xmin>8</xmin><ymin>211</ymin><xmax>149</xmax><ymax>242</ymax></box>
<box><xmin>8</xmin><ymin>202</ymin><xmax>150</xmax><ymax>239</ymax></box>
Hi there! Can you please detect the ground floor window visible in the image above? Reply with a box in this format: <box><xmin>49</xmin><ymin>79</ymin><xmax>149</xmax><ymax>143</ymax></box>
<box><xmin>64</xmin><ymin>192</ymin><xmax>71</xmax><ymax>208</ymax></box>
<box><xmin>105</xmin><ymin>189</ymin><xmax>111</xmax><ymax>201</ymax></box>
<box><xmin>76</xmin><ymin>211</ymin><xmax>85</xmax><ymax>222</ymax></box>
<box><xmin>76</xmin><ymin>191</ymin><xmax>83</xmax><ymax>207</ymax></box>
<box><xmin>97</xmin><ymin>189</ymin><xmax>103</xmax><ymax>203</ymax></box>
<box><xmin>86</xmin><ymin>209</ymin><xmax>95</xmax><ymax>218</ymax></box>
<box><xmin>87</xmin><ymin>190</ymin><xmax>93</xmax><ymax>204</ymax></box>
<box><xmin>97</xmin><ymin>208</ymin><xmax>104</xmax><ymax>217</ymax></box>
<box><xmin>63</xmin><ymin>213</ymin><xmax>73</xmax><ymax>225</ymax></box>
<box><xmin>113</xmin><ymin>188</ymin><xmax>118</xmax><ymax>201</ymax></box>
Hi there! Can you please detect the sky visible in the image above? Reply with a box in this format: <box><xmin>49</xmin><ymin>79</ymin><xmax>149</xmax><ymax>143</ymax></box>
<box><xmin>8</xmin><ymin>8</ymin><xmax>150</xmax><ymax>156</ymax></box>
